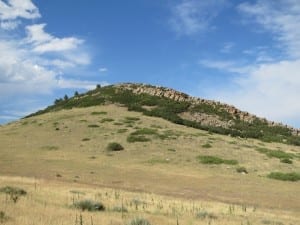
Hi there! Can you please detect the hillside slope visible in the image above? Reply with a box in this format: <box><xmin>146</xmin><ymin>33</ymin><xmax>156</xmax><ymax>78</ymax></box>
<box><xmin>1</xmin><ymin>102</ymin><xmax>300</xmax><ymax>224</ymax></box>
<box><xmin>28</xmin><ymin>83</ymin><xmax>300</xmax><ymax>146</ymax></box>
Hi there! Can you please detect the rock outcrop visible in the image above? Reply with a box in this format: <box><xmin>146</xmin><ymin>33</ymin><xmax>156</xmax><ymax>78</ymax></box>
<box><xmin>116</xmin><ymin>83</ymin><xmax>300</xmax><ymax>136</ymax></box>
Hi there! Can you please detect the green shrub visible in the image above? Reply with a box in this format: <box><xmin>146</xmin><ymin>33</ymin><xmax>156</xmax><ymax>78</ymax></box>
<box><xmin>125</xmin><ymin>117</ymin><xmax>140</xmax><ymax>121</ymax></box>
<box><xmin>0</xmin><ymin>211</ymin><xmax>8</xmax><ymax>223</ymax></box>
<box><xmin>117</xmin><ymin>129</ymin><xmax>128</xmax><ymax>133</ymax></box>
<box><xmin>197</xmin><ymin>155</ymin><xmax>238</xmax><ymax>165</ymax></box>
<box><xmin>280</xmin><ymin>158</ymin><xmax>293</xmax><ymax>164</ymax></box>
<box><xmin>127</xmin><ymin>217</ymin><xmax>151</xmax><ymax>225</ymax></box>
<box><xmin>127</xmin><ymin>135</ymin><xmax>150</xmax><ymax>143</ymax></box>
<box><xmin>267</xmin><ymin>172</ymin><xmax>300</xmax><ymax>181</ymax></box>
<box><xmin>82</xmin><ymin>138</ymin><xmax>90</xmax><ymax>141</ymax></box>
<box><xmin>236</xmin><ymin>166</ymin><xmax>248</xmax><ymax>174</ymax></box>
<box><xmin>100</xmin><ymin>118</ymin><xmax>114</xmax><ymax>123</ymax></box>
<box><xmin>88</xmin><ymin>124</ymin><xmax>99</xmax><ymax>128</ymax></box>
<box><xmin>107</xmin><ymin>142</ymin><xmax>124</xmax><ymax>151</ymax></box>
<box><xmin>91</xmin><ymin>111</ymin><xmax>107</xmax><ymax>115</ymax></box>
<box><xmin>0</xmin><ymin>186</ymin><xmax>27</xmax><ymax>203</ymax></box>
<box><xmin>202</xmin><ymin>143</ymin><xmax>212</xmax><ymax>148</ymax></box>
<box><xmin>73</xmin><ymin>200</ymin><xmax>105</xmax><ymax>211</ymax></box>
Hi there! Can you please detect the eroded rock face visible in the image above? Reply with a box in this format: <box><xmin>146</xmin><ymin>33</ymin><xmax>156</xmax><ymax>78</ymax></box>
<box><xmin>117</xmin><ymin>83</ymin><xmax>300</xmax><ymax>135</ymax></box>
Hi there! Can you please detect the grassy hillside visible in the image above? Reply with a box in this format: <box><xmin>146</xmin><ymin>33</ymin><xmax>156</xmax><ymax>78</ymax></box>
<box><xmin>27</xmin><ymin>83</ymin><xmax>300</xmax><ymax>146</ymax></box>
<box><xmin>1</xmin><ymin>104</ymin><xmax>300</xmax><ymax>224</ymax></box>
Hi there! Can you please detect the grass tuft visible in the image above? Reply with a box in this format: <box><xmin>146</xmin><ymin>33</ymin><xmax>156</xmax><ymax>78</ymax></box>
<box><xmin>127</xmin><ymin>217</ymin><xmax>151</xmax><ymax>225</ymax></box>
<box><xmin>267</xmin><ymin>172</ymin><xmax>300</xmax><ymax>181</ymax></box>
<box><xmin>197</xmin><ymin>155</ymin><xmax>238</xmax><ymax>165</ymax></box>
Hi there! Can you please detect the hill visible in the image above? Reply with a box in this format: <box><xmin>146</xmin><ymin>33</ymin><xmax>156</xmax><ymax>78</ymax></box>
<box><xmin>28</xmin><ymin>83</ymin><xmax>300</xmax><ymax>146</ymax></box>
<box><xmin>0</xmin><ymin>83</ymin><xmax>299</xmax><ymax>225</ymax></box>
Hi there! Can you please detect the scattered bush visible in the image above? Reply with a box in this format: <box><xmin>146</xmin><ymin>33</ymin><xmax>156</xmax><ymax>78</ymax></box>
<box><xmin>107</xmin><ymin>142</ymin><xmax>124</xmax><ymax>151</ymax></box>
<box><xmin>0</xmin><ymin>211</ymin><xmax>8</xmax><ymax>223</ymax></box>
<box><xmin>236</xmin><ymin>166</ymin><xmax>248</xmax><ymax>174</ymax></box>
<box><xmin>280</xmin><ymin>158</ymin><xmax>293</xmax><ymax>164</ymax></box>
<box><xmin>127</xmin><ymin>135</ymin><xmax>150</xmax><ymax>143</ymax></box>
<box><xmin>267</xmin><ymin>172</ymin><xmax>300</xmax><ymax>181</ymax></box>
<box><xmin>91</xmin><ymin>111</ymin><xmax>107</xmax><ymax>115</ymax></box>
<box><xmin>117</xmin><ymin>129</ymin><xmax>128</xmax><ymax>133</ymax></box>
<box><xmin>88</xmin><ymin>124</ymin><xmax>99</xmax><ymax>128</ymax></box>
<box><xmin>100</xmin><ymin>118</ymin><xmax>114</xmax><ymax>123</ymax></box>
<box><xmin>197</xmin><ymin>155</ymin><xmax>238</xmax><ymax>165</ymax></box>
<box><xmin>73</xmin><ymin>200</ymin><xmax>105</xmax><ymax>211</ymax></box>
<box><xmin>196</xmin><ymin>211</ymin><xmax>218</xmax><ymax>220</ymax></box>
<box><xmin>82</xmin><ymin>138</ymin><xmax>90</xmax><ymax>141</ymax></box>
<box><xmin>0</xmin><ymin>186</ymin><xmax>27</xmax><ymax>203</ymax></box>
<box><xmin>127</xmin><ymin>217</ymin><xmax>151</xmax><ymax>225</ymax></box>
<box><xmin>202</xmin><ymin>143</ymin><xmax>212</xmax><ymax>148</ymax></box>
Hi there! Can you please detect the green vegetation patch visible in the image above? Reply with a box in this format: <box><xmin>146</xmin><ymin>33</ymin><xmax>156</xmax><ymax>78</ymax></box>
<box><xmin>100</xmin><ymin>118</ymin><xmax>114</xmax><ymax>123</ymax></box>
<box><xmin>107</xmin><ymin>142</ymin><xmax>124</xmax><ymax>151</ymax></box>
<box><xmin>202</xmin><ymin>143</ymin><xmax>212</xmax><ymax>148</ymax></box>
<box><xmin>73</xmin><ymin>200</ymin><xmax>105</xmax><ymax>211</ymax></box>
<box><xmin>197</xmin><ymin>155</ymin><xmax>238</xmax><ymax>165</ymax></box>
<box><xmin>255</xmin><ymin>147</ymin><xmax>297</xmax><ymax>163</ymax></box>
<box><xmin>127</xmin><ymin>135</ymin><xmax>150</xmax><ymax>143</ymax></box>
<box><xmin>267</xmin><ymin>172</ymin><xmax>300</xmax><ymax>182</ymax></box>
<box><xmin>41</xmin><ymin>145</ymin><xmax>59</xmax><ymax>151</ymax></box>
<box><xmin>91</xmin><ymin>111</ymin><xmax>107</xmax><ymax>115</ymax></box>
<box><xmin>88</xmin><ymin>124</ymin><xmax>100</xmax><ymax>128</ymax></box>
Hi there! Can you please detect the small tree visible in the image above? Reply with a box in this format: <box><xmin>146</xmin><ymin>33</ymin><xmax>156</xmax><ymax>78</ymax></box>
<box><xmin>96</xmin><ymin>84</ymin><xmax>101</xmax><ymax>89</ymax></box>
<box><xmin>64</xmin><ymin>94</ymin><xmax>69</xmax><ymax>101</ymax></box>
<box><xmin>74</xmin><ymin>91</ymin><xmax>79</xmax><ymax>97</ymax></box>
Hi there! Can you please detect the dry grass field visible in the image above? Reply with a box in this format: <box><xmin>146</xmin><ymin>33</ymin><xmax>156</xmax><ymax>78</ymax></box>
<box><xmin>0</xmin><ymin>104</ymin><xmax>299</xmax><ymax>224</ymax></box>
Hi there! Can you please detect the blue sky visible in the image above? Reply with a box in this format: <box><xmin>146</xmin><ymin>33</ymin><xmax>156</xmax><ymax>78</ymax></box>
<box><xmin>1</xmin><ymin>0</ymin><xmax>300</xmax><ymax>128</ymax></box>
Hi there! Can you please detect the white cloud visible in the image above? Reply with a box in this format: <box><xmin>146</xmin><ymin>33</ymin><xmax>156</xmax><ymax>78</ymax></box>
<box><xmin>199</xmin><ymin>59</ymin><xmax>253</xmax><ymax>74</ymax></box>
<box><xmin>212</xmin><ymin>60</ymin><xmax>300</xmax><ymax>126</ymax></box>
<box><xmin>0</xmin><ymin>0</ymin><xmax>40</xmax><ymax>20</ymax></box>
<box><xmin>169</xmin><ymin>0</ymin><xmax>227</xmax><ymax>36</ymax></box>
<box><xmin>0</xmin><ymin>1</ymin><xmax>102</xmax><ymax>124</ymax></box>
<box><xmin>99</xmin><ymin>67</ymin><xmax>108</xmax><ymax>72</ymax></box>
<box><xmin>57</xmin><ymin>78</ymin><xmax>99</xmax><ymax>90</ymax></box>
<box><xmin>220</xmin><ymin>42</ymin><xmax>234</xmax><ymax>53</ymax></box>
<box><xmin>238</xmin><ymin>0</ymin><xmax>300</xmax><ymax>58</ymax></box>
<box><xmin>26</xmin><ymin>24</ymin><xmax>84</xmax><ymax>53</ymax></box>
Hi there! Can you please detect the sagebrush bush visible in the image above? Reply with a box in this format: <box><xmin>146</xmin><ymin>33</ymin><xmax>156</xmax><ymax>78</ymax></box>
<box><xmin>236</xmin><ymin>166</ymin><xmax>248</xmax><ymax>174</ymax></box>
<box><xmin>0</xmin><ymin>211</ymin><xmax>8</xmax><ymax>223</ymax></box>
<box><xmin>280</xmin><ymin>158</ymin><xmax>293</xmax><ymax>164</ymax></box>
<box><xmin>0</xmin><ymin>186</ymin><xmax>27</xmax><ymax>203</ymax></box>
<box><xmin>73</xmin><ymin>200</ymin><xmax>105</xmax><ymax>211</ymax></box>
<box><xmin>107</xmin><ymin>142</ymin><xmax>124</xmax><ymax>151</ymax></box>
<box><xmin>127</xmin><ymin>217</ymin><xmax>151</xmax><ymax>225</ymax></box>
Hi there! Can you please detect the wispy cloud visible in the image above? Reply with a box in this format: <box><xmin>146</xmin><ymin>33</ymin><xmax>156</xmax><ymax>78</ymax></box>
<box><xmin>237</xmin><ymin>0</ymin><xmax>300</xmax><ymax>58</ymax></box>
<box><xmin>220</xmin><ymin>42</ymin><xmax>234</xmax><ymax>53</ymax></box>
<box><xmin>99</xmin><ymin>67</ymin><xmax>108</xmax><ymax>73</ymax></box>
<box><xmin>199</xmin><ymin>59</ymin><xmax>253</xmax><ymax>74</ymax></box>
<box><xmin>169</xmin><ymin>0</ymin><xmax>227</xmax><ymax>36</ymax></box>
<box><xmin>0</xmin><ymin>0</ymin><xmax>40</xmax><ymax>29</ymax></box>
<box><xmin>202</xmin><ymin>0</ymin><xmax>300</xmax><ymax>127</ymax></box>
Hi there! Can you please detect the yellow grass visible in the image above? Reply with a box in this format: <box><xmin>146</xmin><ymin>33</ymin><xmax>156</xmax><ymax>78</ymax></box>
<box><xmin>0</xmin><ymin>176</ymin><xmax>299</xmax><ymax>225</ymax></box>
<box><xmin>0</xmin><ymin>104</ymin><xmax>299</xmax><ymax>224</ymax></box>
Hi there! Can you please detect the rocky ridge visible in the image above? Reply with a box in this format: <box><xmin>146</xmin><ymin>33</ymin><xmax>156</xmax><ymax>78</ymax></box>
<box><xmin>117</xmin><ymin>83</ymin><xmax>300</xmax><ymax>136</ymax></box>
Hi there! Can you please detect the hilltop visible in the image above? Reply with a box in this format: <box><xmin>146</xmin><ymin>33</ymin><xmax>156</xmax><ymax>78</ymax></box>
<box><xmin>28</xmin><ymin>83</ymin><xmax>300</xmax><ymax>146</ymax></box>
